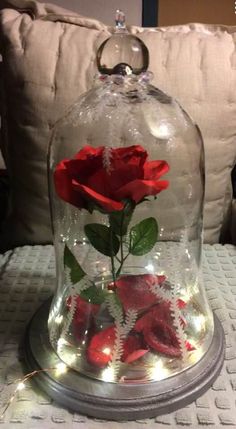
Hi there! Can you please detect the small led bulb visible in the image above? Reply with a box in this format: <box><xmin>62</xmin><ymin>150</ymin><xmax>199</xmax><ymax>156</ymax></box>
<box><xmin>17</xmin><ymin>382</ymin><xmax>26</xmax><ymax>391</ymax></box>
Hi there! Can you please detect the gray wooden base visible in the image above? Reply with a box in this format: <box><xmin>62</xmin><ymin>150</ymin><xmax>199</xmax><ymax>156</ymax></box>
<box><xmin>24</xmin><ymin>300</ymin><xmax>225</xmax><ymax>421</ymax></box>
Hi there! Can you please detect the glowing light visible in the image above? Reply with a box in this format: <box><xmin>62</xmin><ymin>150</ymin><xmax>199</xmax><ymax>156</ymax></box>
<box><xmin>181</xmin><ymin>291</ymin><xmax>192</xmax><ymax>303</ymax></box>
<box><xmin>55</xmin><ymin>315</ymin><xmax>63</xmax><ymax>325</ymax></box>
<box><xmin>145</xmin><ymin>263</ymin><xmax>154</xmax><ymax>273</ymax></box>
<box><xmin>193</xmin><ymin>314</ymin><xmax>206</xmax><ymax>333</ymax></box>
<box><xmin>55</xmin><ymin>362</ymin><xmax>68</xmax><ymax>376</ymax></box>
<box><xmin>185</xmin><ymin>249</ymin><xmax>191</xmax><ymax>259</ymax></box>
<box><xmin>16</xmin><ymin>382</ymin><xmax>25</xmax><ymax>391</ymax></box>
<box><xmin>66</xmin><ymin>354</ymin><xmax>76</xmax><ymax>365</ymax></box>
<box><xmin>57</xmin><ymin>338</ymin><xmax>68</xmax><ymax>353</ymax></box>
<box><xmin>148</xmin><ymin>119</ymin><xmax>175</xmax><ymax>140</ymax></box>
<box><xmin>57</xmin><ymin>338</ymin><xmax>67</xmax><ymax>348</ymax></box>
<box><xmin>102</xmin><ymin>367</ymin><xmax>115</xmax><ymax>382</ymax></box>
<box><xmin>149</xmin><ymin>360</ymin><xmax>169</xmax><ymax>381</ymax></box>
<box><xmin>102</xmin><ymin>348</ymin><xmax>111</xmax><ymax>356</ymax></box>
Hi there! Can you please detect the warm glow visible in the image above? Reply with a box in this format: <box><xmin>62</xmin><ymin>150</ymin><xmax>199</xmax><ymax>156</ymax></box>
<box><xmin>16</xmin><ymin>382</ymin><xmax>25</xmax><ymax>391</ymax></box>
<box><xmin>55</xmin><ymin>362</ymin><xmax>68</xmax><ymax>376</ymax></box>
<box><xmin>102</xmin><ymin>348</ymin><xmax>111</xmax><ymax>356</ymax></box>
<box><xmin>55</xmin><ymin>315</ymin><xmax>63</xmax><ymax>325</ymax></box>
<box><xmin>102</xmin><ymin>367</ymin><xmax>115</xmax><ymax>382</ymax></box>
<box><xmin>149</xmin><ymin>360</ymin><xmax>169</xmax><ymax>381</ymax></box>
<box><xmin>66</xmin><ymin>354</ymin><xmax>76</xmax><ymax>365</ymax></box>
<box><xmin>145</xmin><ymin>263</ymin><xmax>154</xmax><ymax>273</ymax></box>
<box><xmin>57</xmin><ymin>338</ymin><xmax>67</xmax><ymax>349</ymax></box>
<box><xmin>193</xmin><ymin>314</ymin><xmax>206</xmax><ymax>333</ymax></box>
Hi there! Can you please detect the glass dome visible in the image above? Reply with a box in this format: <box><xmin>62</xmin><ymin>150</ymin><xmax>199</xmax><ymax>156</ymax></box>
<box><xmin>47</xmin><ymin>24</ymin><xmax>214</xmax><ymax>385</ymax></box>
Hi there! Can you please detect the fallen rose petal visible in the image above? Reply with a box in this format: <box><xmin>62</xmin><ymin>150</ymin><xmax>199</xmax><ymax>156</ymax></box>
<box><xmin>67</xmin><ymin>296</ymin><xmax>100</xmax><ymax>341</ymax></box>
<box><xmin>87</xmin><ymin>326</ymin><xmax>146</xmax><ymax>368</ymax></box>
<box><xmin>134</xmin><ymin>302</ymin><xmax>171</xmax><ymax>332</ymax></box>
<box><xmin>185</xmin><ymin>340</ymin><xmax>196</xmax><ymax>351</ymax></box>
<box><xmin>124</xmin><ymin>349</ymin><xmax>149</xmax><ymax>363</ymax></box>
<box><xmin>115</xmin><ymin>274</ymin><xmax>166</xmax><ymax>312</ymax></box>
<box><xmin>143</xmin><ymin>320</ymin><xmax>181</xmax><ymax>358</ymax></box>
<box><xmin>67</xmin><ymin>296</ymin><xmax>100</xmax><ymax>316</ymax></box>
<box><xmin>177</xmin><ymin>299</ymin><xmax>186</xmax><ymax>309</ymax></box>
<box><xmin>121</xmin><ymin>335</ymin><xmax>145</xmax><ymax>362</ymax></box>
<box><xmin>134</xmin><ymin>299</ymin><xmax>186</xmax><ymax>332</ymax></box>
<box><xmin>87</xmin><ymin>326</ymin><xmax>115</xmax><ymax>368</ymax></box>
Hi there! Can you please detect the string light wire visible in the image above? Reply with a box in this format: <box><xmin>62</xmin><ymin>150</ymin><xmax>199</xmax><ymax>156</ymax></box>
<box><xmin>0</xmin><ymin>363</ymin><xmax>68</xmax><ymax>419</ymax></box>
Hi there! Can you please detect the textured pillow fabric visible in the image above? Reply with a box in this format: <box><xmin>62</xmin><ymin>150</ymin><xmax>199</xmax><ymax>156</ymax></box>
<box><xmin>0</xmin><ymin>1</ymin><xmax>110</xmax><ymax>250</ymax></box>
<box><xmin>0</xmin><ymin>0</ymin><xmax>235</xmax><ymax>250</ymax></box>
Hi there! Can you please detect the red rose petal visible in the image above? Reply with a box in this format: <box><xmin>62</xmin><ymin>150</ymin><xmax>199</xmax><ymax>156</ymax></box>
<box><xmin>114</xmin><ymin>179</ymin><xmax>169</xmax><ymax>204</ymax></box>
<box><xmin>144</xmin><ymin>160</ymin><xmax>169</xmax><ymax>180</ymax></box>
<box><xmin>185</xmin><ymin>340</ymin><xmax>195</xmax><ymax>351</ymax></box>
<box><xmin>112</xmin><ymin>145</ymin><xmax>147</xmax><ymax>164</ymax></box>
<box><xmin>124</xmin><ymin>349</ymin><xmax>149</xmax><ymax>363</ymax></box>
<box><xmin>115</xmin><ymin>274</ymin><xmax>166</xmax><ymax>312</ymax></box>
<box><xmin>54</xmin><ymin>162</ymin><xmax>84</xmax><ymax>208</ymax></box>
<box><xmin>134</xmin><ymin>301</ymin><xmax>172</xmax><ymax>332</ymax></box>
<box><xmin>87</xmin><ymin>326</ymin><xmax>115</xmax><ymax>368</ymax></box>
<box><xmin>67</xmin><ymin>296</ymin><xmax>100</xmax><ymax>341</ymax></box>
<box><xmin>87</xmin><ymin>326</ymin><xmax>147</xmax><ymax>368</ymax></box>
<box><xmin>177</xmin><ymin>299</ymin><xmax>186</xmax><ymax>309</ymax></box>
<box><xmin>72</xmin><ymin>180</ymin><xmax>124</xmax><ymax>212</ymax></box>
<box><xmin>121</xmin><ymin>335</ymin><xmax>144</xmax><ymax>362</ymax></box>
<box><xmin>67</xmin><ymin>296</ymin><xmax>99</xmax><ymax>316</ymax></box>
<box><xmin>54</xmin><ymin>145</ymin><xmax>170</xmax><ymax>212</ymax></box>
<box><xmin>143</xmin><ymin>320</ymin><xmax>181</xmax><ymax>358</ymax></box>
<box><xmin>74</xmin><ymin>145</ymin><xmax>103</xmax><ymax>161</ymax></box>
<box><xmin>134</xmin><ymin>299</ymin><xmax>187</xmax><ymax>333</ymax></box>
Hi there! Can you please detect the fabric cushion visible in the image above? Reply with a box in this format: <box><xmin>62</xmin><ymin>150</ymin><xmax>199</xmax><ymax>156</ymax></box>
<box><xmin>0</xmin><ymin>0</ymin><xmax>235</xmax><ymax>250</ymax></box>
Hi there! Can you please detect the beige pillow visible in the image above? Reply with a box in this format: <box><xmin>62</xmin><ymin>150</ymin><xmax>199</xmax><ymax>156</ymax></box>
<box><xmin>0</xmin><ymin>0</ymin><xmax>235</xmax><ymax>250</ymax></box>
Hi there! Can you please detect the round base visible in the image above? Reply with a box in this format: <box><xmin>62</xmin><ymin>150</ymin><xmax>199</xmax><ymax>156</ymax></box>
<box><xmin>24</xmin><ymin>300</ymin><xmax>225</xmax><ymax>421</ymax></box>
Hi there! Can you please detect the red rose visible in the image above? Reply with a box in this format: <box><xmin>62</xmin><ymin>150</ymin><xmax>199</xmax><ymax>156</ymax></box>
<box><xmin>54</xmin><ymin>145</ymin><xmax>169</xmax><ymax>213</ymax></box>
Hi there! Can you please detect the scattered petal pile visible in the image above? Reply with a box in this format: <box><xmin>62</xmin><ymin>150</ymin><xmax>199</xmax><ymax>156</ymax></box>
<box><xmin>65</xmin><ymin>275</ymin><xmax>195</xmax><ymax>369</ymax></box>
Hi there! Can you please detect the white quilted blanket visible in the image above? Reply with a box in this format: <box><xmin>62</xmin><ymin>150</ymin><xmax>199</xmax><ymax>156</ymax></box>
<box><xmin>0</xmin><ymin>244</ymin><xmax>235</xmax><ymax>428</ymax></box>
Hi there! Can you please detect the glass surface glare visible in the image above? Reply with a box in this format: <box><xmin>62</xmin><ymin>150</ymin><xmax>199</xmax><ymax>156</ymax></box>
<box><xmin>48</xmin><ymin>72</ymin><xmax>214</xmax><ymax>384</ymax></box>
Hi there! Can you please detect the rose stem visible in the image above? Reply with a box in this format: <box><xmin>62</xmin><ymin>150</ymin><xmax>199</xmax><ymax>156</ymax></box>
<box><xmin>116</xmin><ymin>210</ymin><xmax>126</xmax><ymax>277</ymax></box>
<box><xmin>109</xmin><ymin>224</ymin><xmax>117</xmax><ymax>285</ymax></box>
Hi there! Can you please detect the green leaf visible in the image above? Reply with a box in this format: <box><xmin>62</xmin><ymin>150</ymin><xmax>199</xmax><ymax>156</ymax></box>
<box><xmin>109</xmin><ymin>201</ymin><xmax>134</xmax><ymax>236</ymax></box>
<box><xmin>64</xmin><ymin>244</ymin><xmax>85</xmax><ymax>284</ymax></box>
<box><xmin>84</xmin><ymin>223</ymin><xmax>120</xmax><ymax>257</ymax></box>
<box><xmin>80</xmin><ymin>285</ymin><xmax>108</xmax><ymax>305</ymax></box>
<box><xmin>129</xmin><ymin>217</ymin><xmax>158</xmax><ymax>256</ymax></box>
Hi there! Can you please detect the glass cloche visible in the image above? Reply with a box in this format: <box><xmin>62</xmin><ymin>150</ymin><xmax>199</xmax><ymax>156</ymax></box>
<box><xmin>47</xmin><ymin>12</ymin><xmax>215</xmax><ymax>386</ymax></box>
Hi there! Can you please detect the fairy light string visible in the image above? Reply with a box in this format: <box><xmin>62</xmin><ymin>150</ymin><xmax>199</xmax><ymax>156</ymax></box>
<box><xmin>0</xmin><ymin>362</ymin><xmax>68</xmax><ymax>420</ymax></box>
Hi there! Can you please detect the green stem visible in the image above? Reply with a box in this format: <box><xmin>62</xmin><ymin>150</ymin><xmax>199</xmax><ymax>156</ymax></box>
<box><xmin>116</xmin><ymin>210</ymin><xmax>128</xmax><ymax>277</ymax></box>
<box><xmin>109</xmin><ymin>225</ymin><xmax>117</xmax><ymax>284</ymax></box>
<box><xmin>116</xmin><ymin>252</ymin><xmax>130</xmax><ymax>277</ymax></box>
<box><xmin>120</xmin><ymin>211</ymin><xmax>124</xmax><ymax>264</ymax></box>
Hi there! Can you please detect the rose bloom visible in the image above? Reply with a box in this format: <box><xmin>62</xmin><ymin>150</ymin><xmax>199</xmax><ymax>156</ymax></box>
<box><xmin>54</xmin><ymin>145</ymin><xmax>169</xmax><ymax>213</ymax></box>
